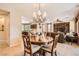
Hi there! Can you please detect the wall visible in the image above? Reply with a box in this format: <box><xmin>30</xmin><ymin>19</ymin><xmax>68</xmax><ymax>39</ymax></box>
<box><xmin>77</xmin><ymin>19</ymin><xmax>79</xmax><ymax>33</ymax></box>
<box><xmin>9</xmin><ymin>9</ymin><xmax>22</xmax><ymax>47</ymax></box>
<box><xmin>0</xmin><ymin>4</ymin><xmax>24</xmax><ymax>48</ymax></box>
<box><xmin>70</xmin><ymin>20</ymin><xmax>75</xmax><ymax>32</ymax></box>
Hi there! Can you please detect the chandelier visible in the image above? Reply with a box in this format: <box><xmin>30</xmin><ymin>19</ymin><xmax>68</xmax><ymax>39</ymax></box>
<box><xmin>33</xmin><ymin>3</ymin><xmax>47</xmax><ymax>23</ymax></box>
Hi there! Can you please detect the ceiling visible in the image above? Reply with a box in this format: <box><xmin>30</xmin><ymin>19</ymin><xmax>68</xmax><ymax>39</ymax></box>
<box><xmin>0</xmin><ymin>3</ymin><xmax>79</xmax><ymax>22</ymax></box>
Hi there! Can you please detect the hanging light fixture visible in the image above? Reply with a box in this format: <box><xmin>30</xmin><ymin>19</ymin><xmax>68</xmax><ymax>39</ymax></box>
<box><xmin>33</xmin><ymin>3</ymin><xmax>47</xmax><ymax>23</ymax></box>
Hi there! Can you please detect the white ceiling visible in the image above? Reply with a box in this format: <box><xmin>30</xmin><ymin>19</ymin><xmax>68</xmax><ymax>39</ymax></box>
<box><xmin>0</xmin><ymin>3</ymin><xmax>79</xmax><ymax>22</ymax></box>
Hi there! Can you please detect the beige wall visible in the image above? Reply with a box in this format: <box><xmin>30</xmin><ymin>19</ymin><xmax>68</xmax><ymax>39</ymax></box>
<box><xmin>77</xmin><ymin>19</ymin><xmax>79</xmax><ymax>33</ymax></box>
<box><xmin>0</xmin><ymin>5</ymin><xmax>23</xmax><ymax>48</ymax></box>
<box><xmin>70</xmin><ymin>20</ymin><xmax>75</xmax><ymax>32</ymax></box>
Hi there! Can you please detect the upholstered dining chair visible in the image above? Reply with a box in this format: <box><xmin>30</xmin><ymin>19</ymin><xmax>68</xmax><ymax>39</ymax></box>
<box><xmin>41</xmin><ymin>34</ymin><xmax>59</xmax><ymax>56</ymax></box>
<box><xmin>22</xmin><ymin>34</ymin><xmax>41</xmax><ymax>56</ymax></box>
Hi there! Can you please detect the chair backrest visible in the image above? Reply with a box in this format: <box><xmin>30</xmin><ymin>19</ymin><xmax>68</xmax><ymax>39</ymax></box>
<box><xmin>22</xmin><ymin>32</ymin><xmax>28</xmax><ymax>36</ymax></box>
<box><xmin>46</xmin><ymin>32</ymin><xmax>58</xmax><ymax>39</ymax></box>
<box><xmin>58</xmin><ymin>32</ymin><xmax>65</xmax><ymax>43</ymax></box>
<box><xmin>22</xmin><ymin>34</ymin><xmax>32</xmax><ymax>53</ymax></box>
<box><xmin>51</xmin><ymin>34</ymin><xmax>59</xmax><ymax>51</ymax></box>
<box><xmin>46</xmin><ymin>32</ymin><xmax>51</xmax><ymax>37</ymax></box>
<box><xmin>51</xmin><ymin>32</ymin><xmax>58</xmax><ymax>39</ymax></box>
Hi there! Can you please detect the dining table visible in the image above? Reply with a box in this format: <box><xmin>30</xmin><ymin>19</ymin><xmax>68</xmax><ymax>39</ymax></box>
<box><xmin>30</xmin><ymin>35</ymin><xmax>54</xmax><ymax>45</ymax></box>
<box><xmin>30</xmin><ymin>35</ymin><xmax>54</xmax><ymax>55</ymax></box>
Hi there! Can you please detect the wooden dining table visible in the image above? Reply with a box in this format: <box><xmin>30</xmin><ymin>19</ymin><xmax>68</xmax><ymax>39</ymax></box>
<box><xmin>30</xmin><ymin>35</ymin><xmax>53</xmax><ymax>45</ymax></box>
<box><xmin>30</xmin><ymin>35</ymin><xmax>54</xmax><ymax>55</ymax></box>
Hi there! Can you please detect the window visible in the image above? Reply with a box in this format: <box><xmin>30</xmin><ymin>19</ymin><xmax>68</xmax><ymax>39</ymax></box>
<box><xmin>22</xmin><ymin>24</ymin><xmax>30</xmax><ymax>32</ymax></box>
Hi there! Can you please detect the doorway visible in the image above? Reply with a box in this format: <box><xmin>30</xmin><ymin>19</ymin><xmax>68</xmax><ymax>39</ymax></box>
<box><xmin>0</xmin><ymin>9</ymin><xmax>10</xmax><ymax>47</ymax></box>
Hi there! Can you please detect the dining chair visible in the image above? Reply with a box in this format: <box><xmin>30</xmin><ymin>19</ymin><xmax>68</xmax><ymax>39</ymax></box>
<box><xmin>58</xmin><ymin>32</ymin><xmax>65</xmax><ymax>43</ymax></box>
<box><xmin>41</xmin><ymin>34</ymin><xmax>59</xmax><ymax>56</ymax></box>
<box><xmin>22</xmin><ymin>34</ymin><xmax>41</xmax><ymax>56</ymax></box>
